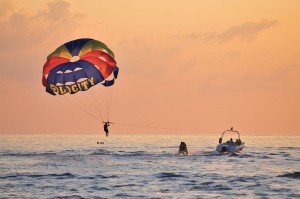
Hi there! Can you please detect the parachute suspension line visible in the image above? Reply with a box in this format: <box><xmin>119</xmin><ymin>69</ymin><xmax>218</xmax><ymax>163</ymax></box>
<box><xmin>62</xmin><ymin>95</ymin><xmax>101</xmax><ymax>122</ymax></box>
<box><xmin>96</xmin><ymin>84</ymin><xmax>113</xmax><ymax>122</ymax></box>
<box><xmin>102</xmin><ymin>87</ymin><xmax>107</xmax><ymax>121</ymax></box>
<box><xmin>105</xmin><ymin>86</ymin><xmax>111</xmax><ymax>121</ymax></box>
<box><xmin>107</xmin><ymin>86</ymin><xmax>114</xmax><ymax>122</ymax></box>
<box><xmin>80</xmin><ymin>90</ymin><xmax>104</xmax><ymax>122</ymax></box>
<box><xmin>105</xmin><ymin>88</ymin><xmax>108</xmax><ymax>120</ymax></box>
<box><xmin>78</xmin><ymin>91</ymin><xmax>102</xmax><ymax>121</ymax></box>
<box><xmin>89</xmin><ymin>90</ymin><xmax>104</xmax><ymax>121</ymax></box>
<box><xmin>95</xmin><ymin>85</ymin><xmax>104</xmax><ymax>121</ymax></box>
<box><xmin>88</xmin><ymin>89</ymin><xmax>106</xmax><ymax>122</ymax></box>
<box><xmin>113</xmin><ymin>122</ymin><xmax>216</xmax><ymax>134</ymax></box>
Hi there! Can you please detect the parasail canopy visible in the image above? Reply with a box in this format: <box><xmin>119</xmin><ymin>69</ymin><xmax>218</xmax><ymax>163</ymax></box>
<box><xmin>42</xmin><ymin>38</ymin><xmax>119</xmax><ymax>124</ymax></box>
<box><xmin>42</xmin><ymin>38</ymin><xmax>119</xmax><ymax>95</ymax></box>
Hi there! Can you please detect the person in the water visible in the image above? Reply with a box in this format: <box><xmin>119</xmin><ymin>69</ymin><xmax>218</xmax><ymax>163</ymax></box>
<box><xmin>178</xmin><ymin>142</ymin><xmax>188</xmax><ymax>155</ymax></box>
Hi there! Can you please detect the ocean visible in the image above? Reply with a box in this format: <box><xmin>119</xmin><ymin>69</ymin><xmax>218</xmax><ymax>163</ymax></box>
<box><xmin>0</xmin><ymin>134</ymin><xmax>299</xmax><ymax>198</ymax></box>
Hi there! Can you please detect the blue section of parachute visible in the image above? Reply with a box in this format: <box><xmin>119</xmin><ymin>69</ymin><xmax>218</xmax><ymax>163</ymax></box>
<box><xmin>64</xmin><ymin>38</ymin><xmax>92</xmax><ymax>56</ymax></box>
<box><xmin>46</xmin><ymin>64</ymin><xmax>119</xmax><ymax>95</ymax></box>
<box><xmin>47</xmin><ymin>61</ymin><xmax>103</xmax><ymax>85</ymax></box>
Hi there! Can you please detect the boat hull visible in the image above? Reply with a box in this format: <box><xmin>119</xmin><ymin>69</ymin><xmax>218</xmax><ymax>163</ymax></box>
<box><xmin>216</xmin><ymin>142</ymin><xmax>245</xmax><ymax>153</ymax></box>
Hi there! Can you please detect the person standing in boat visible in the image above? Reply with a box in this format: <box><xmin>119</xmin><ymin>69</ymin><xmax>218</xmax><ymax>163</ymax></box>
<box><xmin>228</xmin><ymin>138</ymin><xmax>234</xmax><ymax>146</ymax></box>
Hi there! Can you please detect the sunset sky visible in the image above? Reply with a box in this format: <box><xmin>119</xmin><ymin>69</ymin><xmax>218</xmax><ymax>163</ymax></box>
<box><xmin>0</xmin><ymin>0</ymin><xmax>299</xmax><ymax>135</ymax></box>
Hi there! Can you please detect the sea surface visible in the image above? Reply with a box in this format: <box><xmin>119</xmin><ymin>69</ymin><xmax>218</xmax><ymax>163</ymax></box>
<box><xmin>0</xmin><ymin>134</ymin><xmax>299</xmax><ymax>198</ymax></box>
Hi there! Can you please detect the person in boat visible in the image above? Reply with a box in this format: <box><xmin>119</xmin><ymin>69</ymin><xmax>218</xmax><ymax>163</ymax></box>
<box><xmin>103</xmin><ymin>122</ymin><xmax>110</xmax><ymax>137</ymax></box>
<box><xmin>178</xmin><ymin>142</ymin><xmax>188</xmax><ymax>155</ymax></box>
<box><xmin>219</xmin><ymin>137</ymin><xmax>222</xmax><ymax>144</ymax></box>
<box><xmin>228</xmin><ymin>138</ymin><xmax>234</xmax><ymax>146</ymax></box>
<box><xmin>236</xmin><ymin>139</ymin><xmax>242</xmax><ymax>145</ymax></box>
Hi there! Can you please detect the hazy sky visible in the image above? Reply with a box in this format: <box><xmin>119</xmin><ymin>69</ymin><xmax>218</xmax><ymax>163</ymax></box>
<box><xmin>1</xmin><ymin>0</ymin><xmax>299</xmax><ymax>135</ymax></box>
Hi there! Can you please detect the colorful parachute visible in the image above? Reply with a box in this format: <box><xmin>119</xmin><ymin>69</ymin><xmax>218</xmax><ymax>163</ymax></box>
<box><xmin>42</xmin><ymin>38</ymin><xmax>119</xmax><ymax>95</ymax></box>
<box><xmin>42</xmin><ymin>38</ymin><xmax>119</xmax><ymax>122</ymax></box>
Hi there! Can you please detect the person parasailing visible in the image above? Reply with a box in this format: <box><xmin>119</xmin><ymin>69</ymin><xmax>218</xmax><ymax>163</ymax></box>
<box><xmin>103</xmin><ymin>121</ymin><xmax>111</xmax><ymax>137</ymax></box>
<box><xmin>42</xmin><ymin>38</ymin><xmax>119</xmax><ymax>144</ymax></box>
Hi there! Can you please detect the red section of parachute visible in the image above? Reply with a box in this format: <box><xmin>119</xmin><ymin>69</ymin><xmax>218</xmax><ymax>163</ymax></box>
<box><xmin>81</xmin><ymin>50</ymin><xmax>116</xmax><ymax>80</ymax></box>
<box><xmin>42</xmin><ymin>57</ymin><xmax>69</xmax><ymax>87</ymax></box>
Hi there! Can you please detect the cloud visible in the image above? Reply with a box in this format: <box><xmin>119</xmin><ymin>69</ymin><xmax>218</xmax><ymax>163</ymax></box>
<box><xmin>206</xmin><ymin>19</ymin><xmax>278</xmax><ymax>42</ymax></box>
<box><xmin>36</xmin><ymin>0</ymin><xmax>72</xmax><ymax>21</ymax></box>
<box><xmin>0</xmin><ymin>0</ymin><xmax>83</xmax><ymax>52</ymax></box>
<box><xmin>116</xmin><ymin>37</ymin><xmax>187</xmax><ymax>78</ymax></box>
<box><xmin>0</xmin><ymin>0</ymin><xmax>14</xmax><ymax>20</ymax></box>
<box><xmin>0</xmin><ymin>0</ymin><xmax>84</xmax><ymax>81</ymax></box>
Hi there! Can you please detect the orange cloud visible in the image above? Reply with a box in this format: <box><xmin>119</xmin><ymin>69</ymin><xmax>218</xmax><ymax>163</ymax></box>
<box><xmin>0</xmin><ymin>0</ymin><xmax>83</xmax><ymax>52</ymax></box>
<box><xmin>0</xmin><ymin>0</ymin><xmax>14</xmax><ymax>20</ymax></box>
<box><xmin>206</xmin><ymin>19</ymin><xmax>279</xmax><ymax>42</ymax></box>
<box><xmin>0</xmin><ymin>0</ymin><xmax>84</xmax><ymax>84</ymax></box>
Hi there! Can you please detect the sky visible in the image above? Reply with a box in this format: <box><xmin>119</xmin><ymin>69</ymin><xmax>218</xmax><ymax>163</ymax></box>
<box><xmin>0</xmin><ymin>0</ymin><xmax>299</xmax><ymax>135</ymax></box>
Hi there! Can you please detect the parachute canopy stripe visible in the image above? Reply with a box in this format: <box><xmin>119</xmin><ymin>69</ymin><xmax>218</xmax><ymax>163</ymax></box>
<box><xmin>78</xmin><ymin>40</ymin><xmax>115</xmax><ymax>58</ymax></box>
<box><xmin>64</xmin><ymin>38</ymin><xmax>91</xmax><ymax>57</ymax></box>
<box><xmin>47</xmin><ymin>45</ymin><xmax>72</xmax><ymax>60</ymax></box>
<box><xmin>80</xmin><ymin>50</ymin><xmax>116</xmax><ymax>66</ymax></box>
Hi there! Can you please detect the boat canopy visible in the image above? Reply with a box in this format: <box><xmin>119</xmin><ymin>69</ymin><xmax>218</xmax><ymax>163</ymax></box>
<box><xmin>219</xmin><ymin>127</ymin><xmax>241</xmax><ymax>144</ymax></box>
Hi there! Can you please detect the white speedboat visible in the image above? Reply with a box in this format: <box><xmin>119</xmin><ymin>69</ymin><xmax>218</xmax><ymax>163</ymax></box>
<box><xmin>216</xmin><ymin>127</ymin><xmax>245</xmax><ymax>153</ymax></box>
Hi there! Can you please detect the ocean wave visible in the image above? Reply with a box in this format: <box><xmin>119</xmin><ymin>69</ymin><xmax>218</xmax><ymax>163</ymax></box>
<box><xmin>155</xmin><ymin>172</ymin><xmax>186</xmax><ymax>178</ymax></box>
<box><xmin>264</xmin><ymin>146</ymin><xmax>299</xmax><ymax>149</ymax></box>
<box><xmin>77</xmin><ymin>174</ymin><xmax>119</xmax><ymax>180</ymax></box>
<box><xmin>9</xmin><ymin>149</ymin><xmax>248</xmax><ymax>158</ymax></box>
<box><xmin>228</xmin><ymin>176</ymin><xmax>253</xmax><ymax>183</ymax></box>
<box><xmin>278</xmin><ymin>172</ymin><xmax>300</xmax><ymax>179</ymax></box>
<box><xmin>257</xmin><ymin>155</ymin><xmax>273</xmax><ymax>159</ymax></box>
<box><xmin>114</xmin><ymin>183</ymin><xmax>137</xmax><ymax>188</ymax></box>
<box><xmin>114</xmin><ymin>193</ymin><xmax>146</xmax><ymax>198</ymax></box>
<box><xmin>90</xmin><ymin>149</ymin><xmax>164</xmax><ymax>157</ymax></box>
<box><xmin>0</xmin><ymin>151</ymin><xmax>57</xmax><ymax>157</ymax></box>
<box><xmin>111</xmin><ymin>151</ymin><xmax>174</xmax><ymax>158</ymax></box>
<box><xmin>237</xmin><ymin>154</ymin><xmax>253</xmax><ymax>158</ymax></box>
<box><xmin>268</xmin><ymin>152</ymin><xmax>291</xmax><ymax>157</ymax></box>
<box><xmin>212</xmin><ymin>184</ymin><xmax>232</xmax><ymax>191</ymax></box>
<box><xmin>190</xmin><ymin>184</ymin><xmax>232</xmax><ymax>191</ymax></box>
<box><xmin>279</xmin><ymin>147</ymin><xmax>300</xmax><ymax>150</ymax></box>
<box><xmin>201</xmin><ymin>181</ymin><xmax>215</xmax><ymax>185</ymax></box>
<box><xmin>122</xmin><ymin>151</ymin><xmax>148</xmax><ymax>156</ymax></box>
<box><xmin>49</xmin><ymin>195</ymin><xmax>85</xmax><ymax>199</ymax></box>
<box><xmin>95</xmin><ymin>174</ymin><xmax>119</xmax><ymax>179</ymax></box>
<box><xmin>193</xmin><ymin>151</ymin><xmax>220</xmax><ymax>156</ymax></box>
<box><xmin>90</xmin><ymin>149</ymin><xmax>111</xmax><ymax>155</ymax></box>
<box><xmin>0</xmin><ymin>173</ymin><xmax>76</xmax><ymax>180</ymax></box>
<box><xmin>89</xmin><ymin>185</ymin><xmax>110</xmax><ymax>191</ymax></box>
